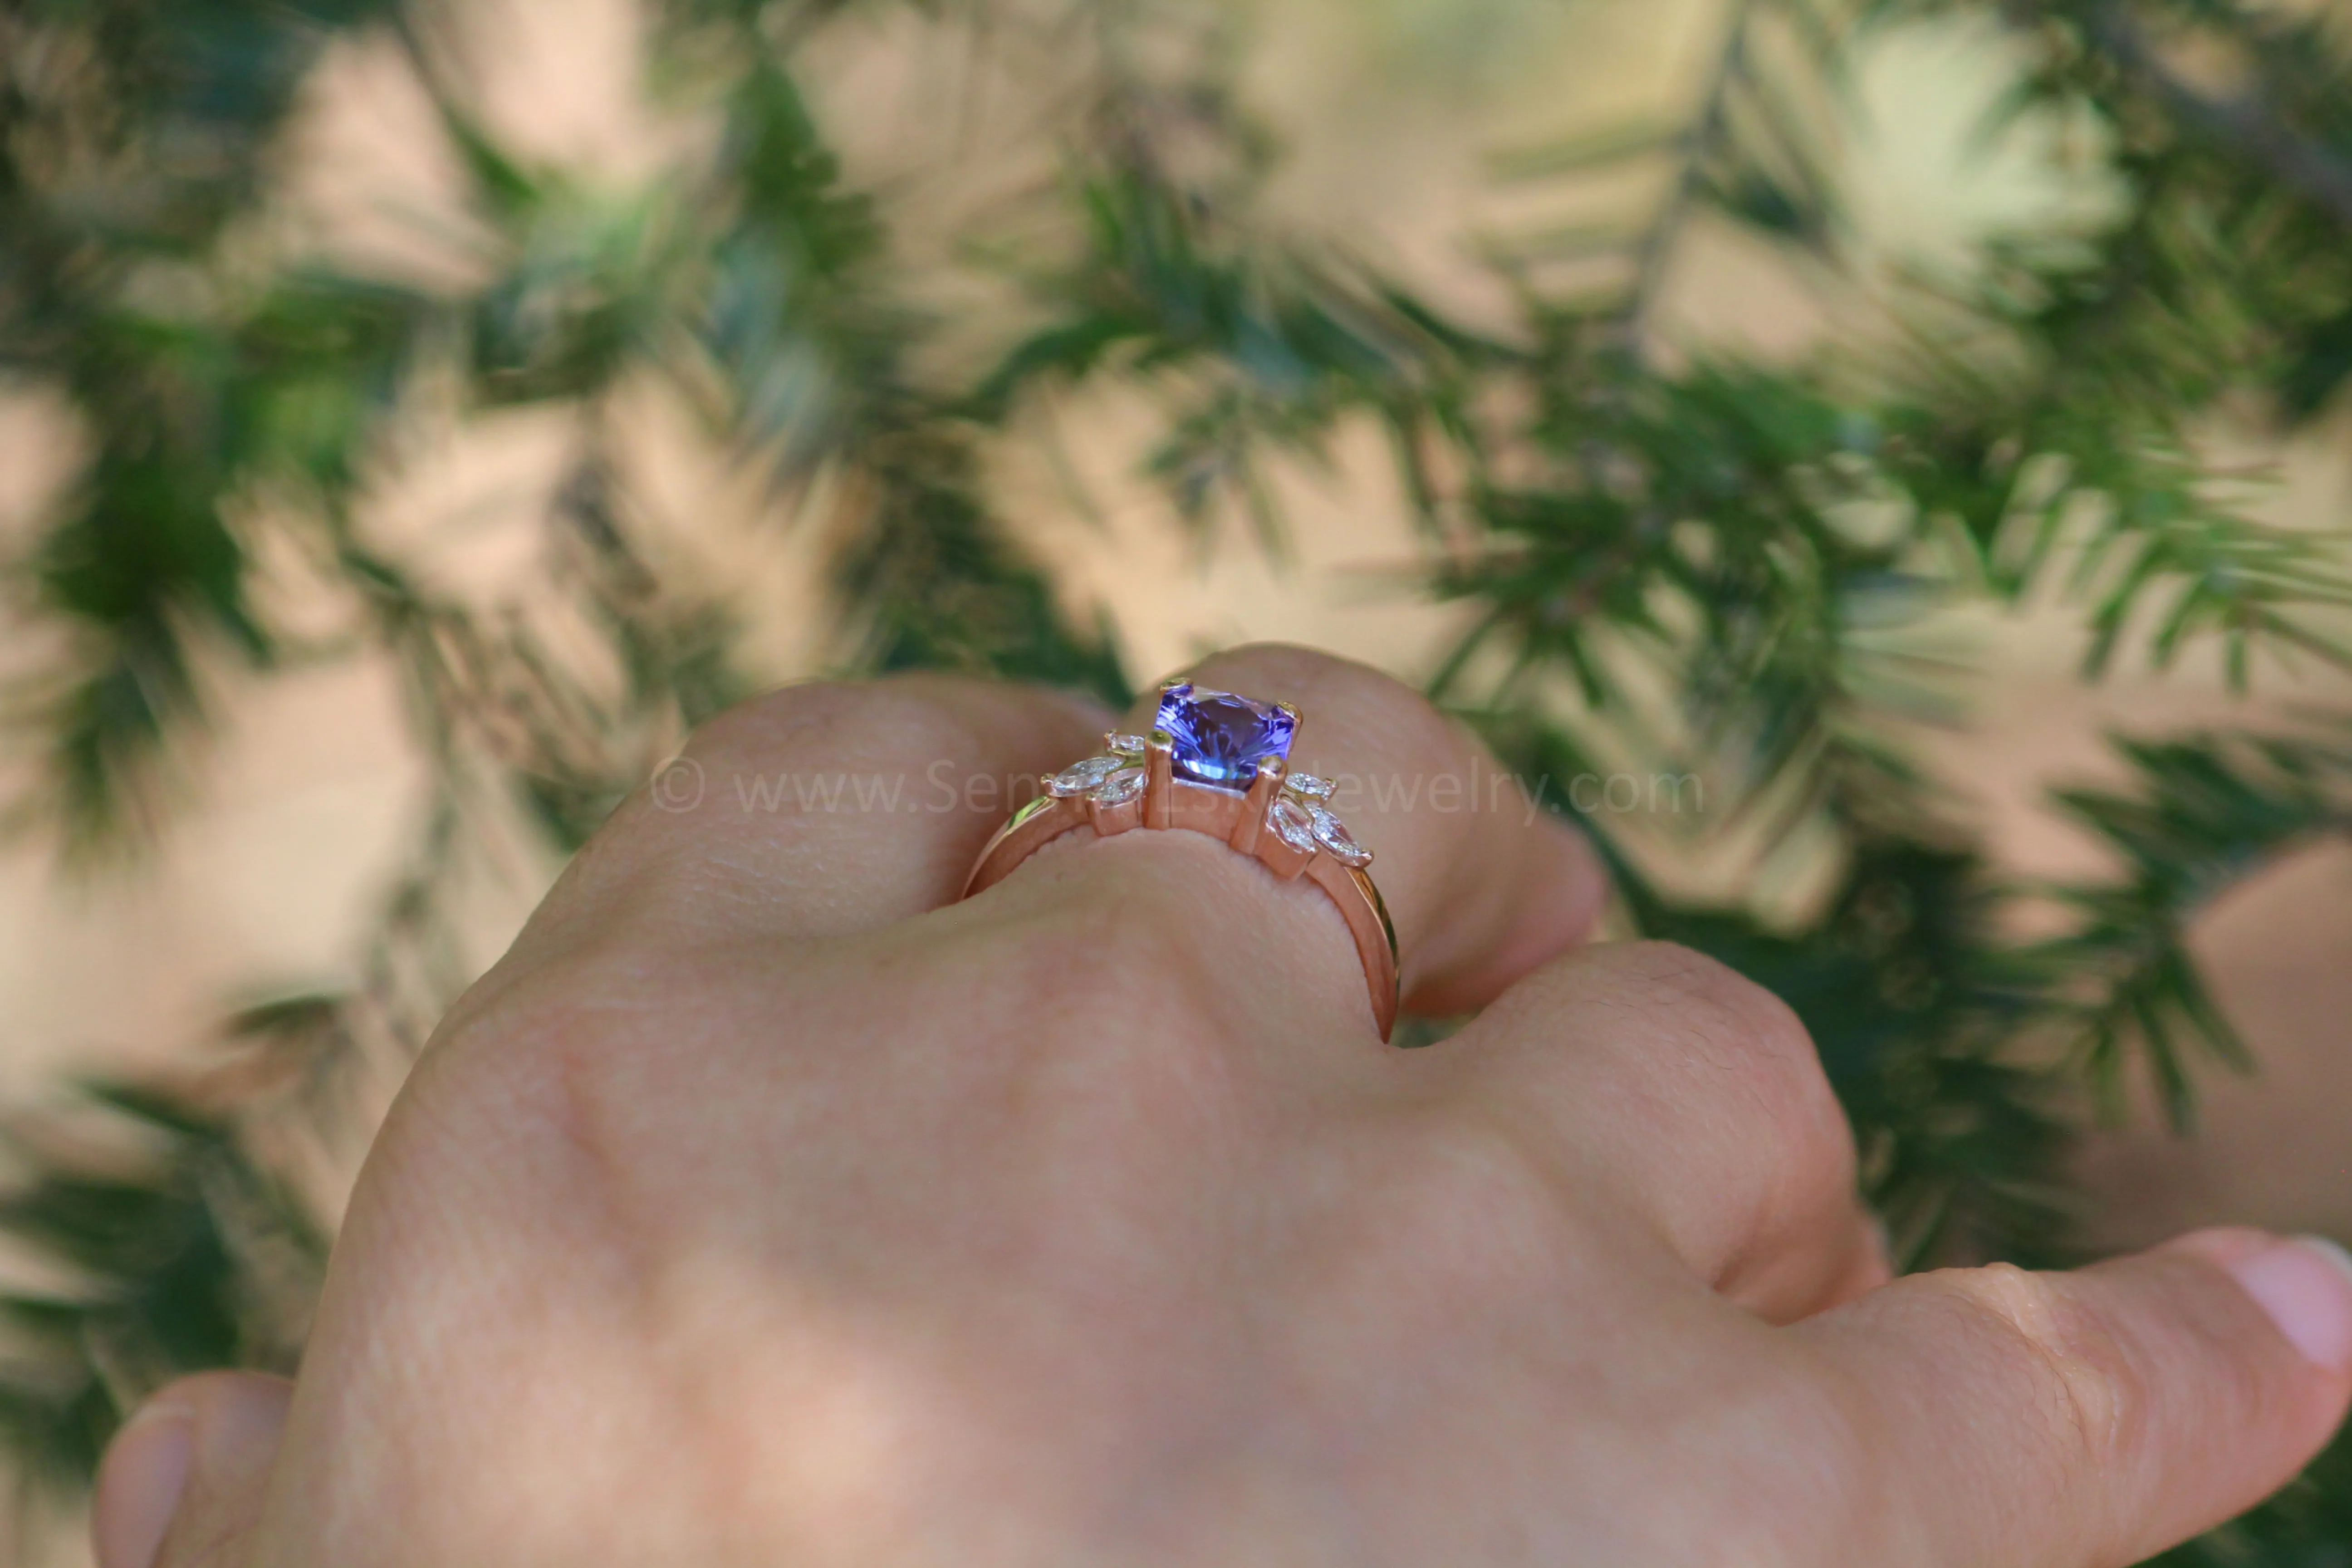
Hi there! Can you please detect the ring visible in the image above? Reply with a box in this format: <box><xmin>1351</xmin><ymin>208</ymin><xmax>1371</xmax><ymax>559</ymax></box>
<box><xmin>959</xmin><ymin>681</ymin><xmax>1401</xmax><ymax>1040</ymax></box>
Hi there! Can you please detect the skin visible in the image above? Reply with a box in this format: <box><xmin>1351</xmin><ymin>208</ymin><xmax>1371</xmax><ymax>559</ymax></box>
<box><xmin>94</xmin><ymin>645</ymin><xmax>2352</xmax><ymax>1568</ymax></box>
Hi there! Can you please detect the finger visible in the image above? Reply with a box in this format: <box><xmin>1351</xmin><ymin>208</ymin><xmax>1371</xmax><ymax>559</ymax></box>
<box><xmin>1438</xmin><ymin>941</ymin><xmax>1882</xmax><ymax>1322</ymax></box>
<box><xmin>506</xmin><ymin>676</ymin><xmax>1111</xmax><ymax>963</ymax></box>
<box><xmin>1132</xmin><ymin>645</ymin><xmax>1607</xmax><ymax>1017</ymax></box>
<box><xmin>95</xmin><ymin>1372</ymin><xmax>292</xmax><ymax>1568</ymax></box>
<box><xmin>1798</xmin><ymin>1229</ymin><xmax>2352</xmax><ymax>1566</ymax></box>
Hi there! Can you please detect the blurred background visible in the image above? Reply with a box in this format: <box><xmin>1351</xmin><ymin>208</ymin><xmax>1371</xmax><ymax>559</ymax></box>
<box><xmin>4</xmin><ymin>0</ymin><xmax>2352</xmax><ymax>1559</ymax></box>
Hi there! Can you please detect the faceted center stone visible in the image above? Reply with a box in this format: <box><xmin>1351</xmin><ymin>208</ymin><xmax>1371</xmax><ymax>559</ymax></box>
<box><xmin>1154</xmin><ymin>682</ymin><xmax>1297</xmax><ymax>791</ymax></box>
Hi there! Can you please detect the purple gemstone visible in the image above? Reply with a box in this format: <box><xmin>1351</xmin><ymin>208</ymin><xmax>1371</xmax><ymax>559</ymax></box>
<box><xmin>1154</xmin><ymin>682</ymin><xmax>1297</xmax><ymax>791</ymax></box>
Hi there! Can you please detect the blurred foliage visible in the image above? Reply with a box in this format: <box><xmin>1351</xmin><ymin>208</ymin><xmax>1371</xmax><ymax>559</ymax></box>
<box><xmin>0</xmin><ymin>1079</ymin><xmax>322</xmax><ymax>1518</ymax></box>
<box><xmin>4</xmin><ymin>0</ymin><xmax>2352</xmax><ymax>1558</ymax></box>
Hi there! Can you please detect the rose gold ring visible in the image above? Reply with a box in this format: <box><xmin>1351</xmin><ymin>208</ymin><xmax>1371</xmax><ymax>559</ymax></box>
<box><xmin>957</xmin><ymin>682</ymin><xmax>1400</xmax><ymax>1041</ymax></box>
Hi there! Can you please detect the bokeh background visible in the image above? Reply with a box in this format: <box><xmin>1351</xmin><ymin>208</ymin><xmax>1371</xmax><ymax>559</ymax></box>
<box><xmin>5</xmin><ymin>0</ymin><xmax>2352</xmax><ymax>1560</ymax></box>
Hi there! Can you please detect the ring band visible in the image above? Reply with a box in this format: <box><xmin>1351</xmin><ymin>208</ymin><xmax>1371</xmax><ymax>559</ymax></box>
<box><xmin>958</xmin><ymin>682</ymin><xmax>1401</xmax><ymax>1040</ymax></box>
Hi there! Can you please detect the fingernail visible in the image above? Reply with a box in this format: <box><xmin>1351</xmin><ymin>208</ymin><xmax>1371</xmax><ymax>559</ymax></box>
<box><xmin>93</xmin><ymin>1400</ymin><xmax>194</xmax><ymax>1568</ymax></box>
<box><xmin>2223</xmin><ymin>1234</ymin><xmax>2352</xmax><ymax>1372</ymax></box>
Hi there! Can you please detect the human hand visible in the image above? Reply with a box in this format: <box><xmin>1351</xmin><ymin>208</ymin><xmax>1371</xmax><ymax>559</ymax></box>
<box><xmin>95</xmin><ymin>646</ymin><xmax>2352</xmax><ymax>1567</ymax></box>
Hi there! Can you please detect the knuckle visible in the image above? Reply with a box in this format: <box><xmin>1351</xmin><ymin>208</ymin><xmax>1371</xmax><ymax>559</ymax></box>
<box><xmin>377</xmin><ymin>970</ymin><xmax>649</xmax><ymax>1230</ymax></box>
<box><xmin>1465</xmin><ymin>942</ymin><xmax>1859</xmax><ymax>1270</ymax></box>
<box><xmin>1609</xmin><ymin>941</ymin><xmax>1814</xmax><ymax>1067</ymax></box>
<box><xmin>1616</xmin><ymin>942</ymin><xmax>1845</xmax><ymax>1150</ymax></box>
<box><xmin>1494</xmin><ymin>941</ymin><xmax>1845</xmax><ymax>1153</ymax></box>
<box><xmin>1937</xmin><ymin>1263</ymin><xmax>2148</xmax><ymax>1472</ymax></box>
<box><xmin>425</xmin><ymin>955</ymin><xmax>627</xmax><ymax>1115</ymax></box>
<box><xmin>540</xmin><ymin>681</ymin><xmax>971</xmax><ymax>915</ymax></box>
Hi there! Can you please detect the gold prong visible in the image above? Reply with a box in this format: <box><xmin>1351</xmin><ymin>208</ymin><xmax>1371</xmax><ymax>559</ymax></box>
<box><xmin>1144</xmin><ymin>729</ymin><xmax>1176</xmax><ymax>829</ymax></box>
<box><xmin>1088</xmin><ymin>790</ymin><xmax>1140</xmax><ymax>836</ymax></box>
<box><xmin>1230</xmin><ymin>756</ymin><xmax>1283</xmax><ymax>854</ymax></box>
<box><xmin>1255</xmin><ymin>821</ymin><xmax>1313</xmax><ymax>881</ymax></box>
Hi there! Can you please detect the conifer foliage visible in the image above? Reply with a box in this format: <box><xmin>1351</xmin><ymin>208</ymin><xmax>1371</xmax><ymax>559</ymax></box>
<box><xmin>4</xmin><ymin>0</ymin><xmax>2352</xmax><ymax>1558</ymax></box>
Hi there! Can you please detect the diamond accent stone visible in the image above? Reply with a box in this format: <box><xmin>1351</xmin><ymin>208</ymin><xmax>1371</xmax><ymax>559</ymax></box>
<box><xmin>1104</xmin><ymin>732</ymin><xmax>1147</xmax><ymax>756</ymax></box>
<box><xmin>1267</xmin><ymin>796</ymin><xmax>1317</xmax><ymax>853</ymax></box>
<box><xmin>1093</xmin><ymin>766</ymin><xmax>1146</xmax><ymax>806</ymax></box>
<box><xmin>1048</xmin><ymin>755</ymin><xmax>1124</xmax><ymax>797</ymax></box>
<box><xmin>1308</xmin><ymin>804</ymin><xmax>1371</xmax><ymax>866</ymax></box>
<box><xmin>1154</xmin><ymin>682</ymin><xmax>1298</xmax><ymax>791</ymax></box>
<box><xmin>1283</xmin><ymin>771</ymin><xmax>1335</xmax><ymax>800</ymax></box>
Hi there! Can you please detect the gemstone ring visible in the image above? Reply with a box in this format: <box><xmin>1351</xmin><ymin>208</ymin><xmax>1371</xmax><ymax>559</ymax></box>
<box><xmin>958</xmin><ymin>681</ymin><xmax>1400</xmax><ymax>1040</ymax></box>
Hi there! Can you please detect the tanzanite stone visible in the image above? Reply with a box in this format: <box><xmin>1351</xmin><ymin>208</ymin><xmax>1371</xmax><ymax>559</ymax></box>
<box><xmin>1154</xmin><ymin>682</ymin><xmax>1297</xmax><ymax>791</ymax></box>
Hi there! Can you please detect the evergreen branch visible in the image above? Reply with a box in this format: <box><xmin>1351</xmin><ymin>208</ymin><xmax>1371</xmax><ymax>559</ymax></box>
<box><xmin>4</xmin><ymin>1</ymin><xmax>2352</xmax><ymax>1558</ymax></box>
<box><xmin>0</xmin><ymin>1077</ymin><xmax>326</xmax><ymax>1539</ymax></box>
<box><xmin>973</xmin><ymin>162</ymin><xmax>1497</xmax><ymax>548</ymax></box>
<box><xmin>2029</xmin><ymin>728</ymin><xmax>2352</xmax><ymax>1130</ymax></box>
<box><xmin>2077</xmin><ymin>2</ymin><xmax>2352</xmax><ymax>231</ymax></box>
<box><xmin>1625</xmin><ymin>0</ymin><xmax>1761</xmax><ymax>347</ymax></box>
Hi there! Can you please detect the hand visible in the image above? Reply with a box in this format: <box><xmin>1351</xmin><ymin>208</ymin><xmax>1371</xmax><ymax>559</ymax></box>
<box><xmin>95</xmin><ymin>646</ymin><xmax>2352</xmax><ymax>1568</ymax></box>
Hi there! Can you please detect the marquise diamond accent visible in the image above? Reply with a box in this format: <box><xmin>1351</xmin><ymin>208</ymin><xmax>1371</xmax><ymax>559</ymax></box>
<box><xmin>1308</xmin><ymin>804</ymin><xmax>1372</xmax><ymax>867</ymax></box>
<box><xmin>1267</xmin><ymin>796</ymin><xmax>1317</xmax><ymax>853</ymax></box>
<box><xmin>1104</xmin><ymin>732</ymin><xmax>1147</xmax><ymax>756</ymax></box>
<box><xmin>1048</xmin><ymin>755</ymin><xmax>1124</xmax><ymax>797</ymax></box>
<box><xmin>1093</xmin><ymin>766</ymin><xmax>1146</xmax><ymax>807</ymax></box>
<box><xmin>1283</xmin><ymin>771</ymin><xmax>1335</xmax><ymax>800</ymax></box>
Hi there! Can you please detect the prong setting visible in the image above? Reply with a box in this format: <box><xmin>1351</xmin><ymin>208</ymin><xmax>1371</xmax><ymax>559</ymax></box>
<box><xmin>1230</xmin><ymin>756</ymin><xmax>1284</xmax><ymax>855</ymax></box>
<box><xmin>1087</xmin><ymin>781</ymin><xmax>1143</xmax><ymax>835</ymax></box>
<box><xmin>1144</xmin><ymin>729</ymin><xmax>1176</xmax><ymax>829</ymax></box>
<box><xmin>1255</xmin><ymin>793</ymin><xmax>1316</xmax><ymax>880</ymax></box>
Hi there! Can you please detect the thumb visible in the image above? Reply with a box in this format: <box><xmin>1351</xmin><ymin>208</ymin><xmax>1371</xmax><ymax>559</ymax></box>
<box><xmin>1801</xmin><ymin>1228</ymin><xmax>2352</xmax><ymax>1567</ymax></box>
<box><xmin>94</xmin><ymin>1371</ymin><xmax>292</xmax><ymax>1568</ymax></box>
